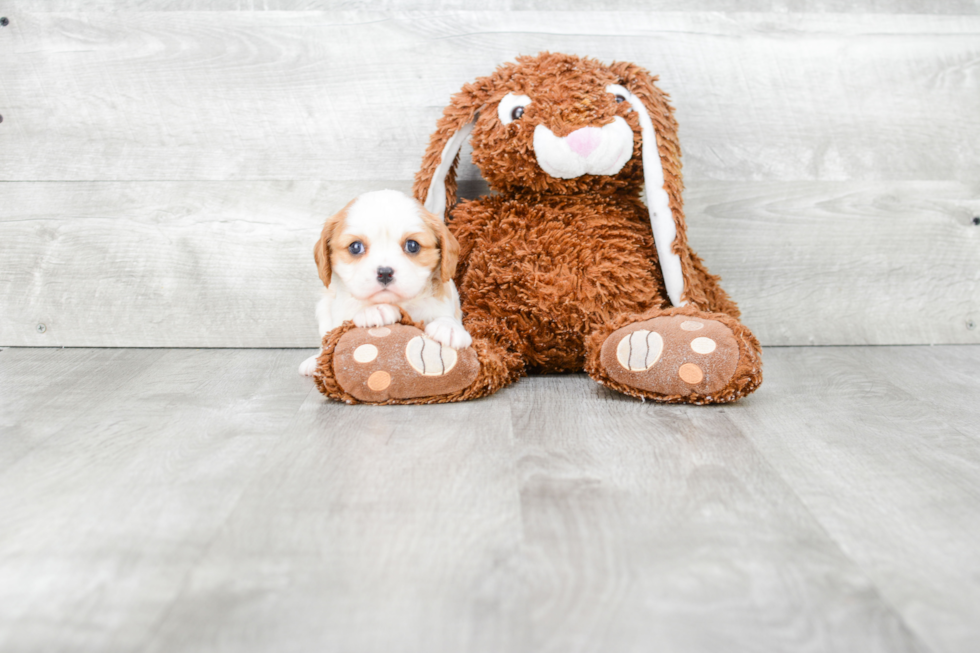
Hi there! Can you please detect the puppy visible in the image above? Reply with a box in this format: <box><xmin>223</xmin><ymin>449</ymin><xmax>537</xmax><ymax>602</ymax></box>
<box><xmin>299</xmin><ymin>189</ymin><xmax>471</xmax><ymax>376</ymax></box>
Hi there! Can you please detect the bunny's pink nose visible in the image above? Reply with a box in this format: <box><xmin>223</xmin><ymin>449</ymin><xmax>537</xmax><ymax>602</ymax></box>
<box><xmin>566</xmin><ymin>127</ymin><xmax>602</xmax><ymax>157</ymax></box>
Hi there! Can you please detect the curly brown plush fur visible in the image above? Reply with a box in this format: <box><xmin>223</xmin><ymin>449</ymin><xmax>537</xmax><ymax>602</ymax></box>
<box><xmin>315</xmin><ymin>52</ymin><xmax>762</xmax><ymax>404</ymax></box>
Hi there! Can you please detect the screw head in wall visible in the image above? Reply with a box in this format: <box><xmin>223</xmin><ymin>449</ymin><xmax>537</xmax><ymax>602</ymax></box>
<box><xmin>36</xmin><ymin>323</ymin><xmax>46</xmax><ymax>334</ymax></box>
<box><xmin>968</xmin><ymin>320</ymin><xmax>977</xmax><ymax>331</ymax></box>
<box><xmin>0</xmin><ymin>17</ymin><xmax>8</xmax><ymax>27</ymax></box>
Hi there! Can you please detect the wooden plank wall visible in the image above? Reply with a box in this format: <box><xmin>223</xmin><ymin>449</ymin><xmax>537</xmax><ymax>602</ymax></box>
<box><xmin>1</xmin><ymin>2</ymin><xmax>978</xmax><ymax>347</ymax></box>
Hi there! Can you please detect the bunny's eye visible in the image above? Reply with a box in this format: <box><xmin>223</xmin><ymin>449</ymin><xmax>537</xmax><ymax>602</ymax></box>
<box><xmin>348</xmin><ymin>241</ymin><xmax>365</xmax><ymax>256</ymax></box>
<box><xmin>605</xmin><ymin>84</ymin><xmax>634</xmax><ymax>112</ymax></box>
<box><xmin>498</xmin><ymin>92</ymin><xmax>532</xmax><ymax>125</ymax></box>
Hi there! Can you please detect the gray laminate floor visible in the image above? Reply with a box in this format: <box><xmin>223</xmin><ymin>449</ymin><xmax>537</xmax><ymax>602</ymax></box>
<box><xmin>1</xmin><ymin>345</ymin><xmax>978</xmax><ymax>653</ymax></box>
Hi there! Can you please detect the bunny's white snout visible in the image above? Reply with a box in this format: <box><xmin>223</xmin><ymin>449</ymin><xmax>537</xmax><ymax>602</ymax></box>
<box><xmin>532</xmin><ymin>117</ymin><xmax>634</xmax><ymax>179</ymax></box>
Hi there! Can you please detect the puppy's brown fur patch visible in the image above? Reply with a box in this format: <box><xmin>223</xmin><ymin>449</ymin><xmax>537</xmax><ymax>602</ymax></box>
<box><xmin>314</xmin><ymin>199</ymin><xmax>357</xmax><ymax>288</ymax></box>
<box><xmin>420</xmin><ymin>207</ymin><xmax>459</xmax><ymax>285</ymax></box>
<box><xmin>402</xmin><ymin>230</ymin><xmax>439</xmax><ymax>272</ymax></box>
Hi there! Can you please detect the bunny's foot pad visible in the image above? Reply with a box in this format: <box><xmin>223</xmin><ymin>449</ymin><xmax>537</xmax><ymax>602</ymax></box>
<box><xmin>317</xmin><ymin>323</ymin><xmax>480</xmax><ymax>404</ymax></box>
<box><xmin>591</xmin><ymin>313</ymin><xmax>761</xmax><ymax>404</ymax></box>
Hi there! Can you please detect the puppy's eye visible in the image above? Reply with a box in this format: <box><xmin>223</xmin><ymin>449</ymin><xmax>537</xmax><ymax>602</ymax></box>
<box><xmin>615</xmin><ymin>95</ymin><xmax>626</xmax><ymax>104</ymax></box>
<box><xmin>511</xmin><ymin>106</ymin><xmax>524</xmax><ymax>121</ymax></box>
<box><xmin>404</xmin><ymin>239</ymin><xmax>421</xmax><ymax>255</ymax></box>
<box><xmin>348</xmin><ymin>241</ymin><xmax>365</xmax><ymax>256</ymax></box>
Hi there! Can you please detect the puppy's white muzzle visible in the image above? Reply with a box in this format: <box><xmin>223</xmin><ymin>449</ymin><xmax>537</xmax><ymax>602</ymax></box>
<box><xmin>533</xmin><ymin>116</ymin><xmax>634</xmax><ymax>179</ymax></box>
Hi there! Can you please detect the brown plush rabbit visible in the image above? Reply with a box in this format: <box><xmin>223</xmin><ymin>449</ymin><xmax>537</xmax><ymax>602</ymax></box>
<box><xmin>313</xmin><ymin>52</ymin><xmax>762</xmax><ymax>405</ymax></box>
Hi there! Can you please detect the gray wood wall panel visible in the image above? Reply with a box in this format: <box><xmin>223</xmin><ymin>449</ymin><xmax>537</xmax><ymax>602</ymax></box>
<box><xmin>3</xmin><ymin>180</ymin><xmax>977</xmax><ymax>347</ymax></box>
<box><xmin>4</xmin><ymin>1</ymin><xmax>980</xmax><ymax>14</ymax></box>
<box><xmin>0</xmin><ymin>179</ymin><xmax>359</xmax><ymax>348</ymax></box>
<box><xmin>1</xmin><ymin>7</ymin><xmax>977</xmax><ymax>347</ymax></box>
<box><xmin>688</xmin><ymin>181</ymin><xmax>980</xmax><ymax>347</ymax></box>
<box><xmin>0</xmin><ymin>11</ymin><xmax>977</xmax><ymax>182</ymax></box>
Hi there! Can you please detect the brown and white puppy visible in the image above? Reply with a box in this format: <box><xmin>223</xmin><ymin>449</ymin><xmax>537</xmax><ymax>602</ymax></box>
<box><xmin>299</xmin><ymin>189</ymin><xmax>470</xmax><ymax>376</ymax></box>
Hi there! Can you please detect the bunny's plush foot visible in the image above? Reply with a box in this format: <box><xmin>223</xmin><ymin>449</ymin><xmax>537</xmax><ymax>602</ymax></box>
<box><xmin>313</xmin><ymin>321</ymin><xmax>485</xmax><ymax>404</ymax></box>
<box><xmin>586</xmin><ymin>309</ymin><xmax>762</xmax><ymax>404</ymax></box>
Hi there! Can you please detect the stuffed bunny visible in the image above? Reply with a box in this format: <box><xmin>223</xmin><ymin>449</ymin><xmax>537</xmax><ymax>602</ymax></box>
<box><xmin>313</xmin><ymin>52</ymin><xmax>762</xmax><ymax>405</ymax></box>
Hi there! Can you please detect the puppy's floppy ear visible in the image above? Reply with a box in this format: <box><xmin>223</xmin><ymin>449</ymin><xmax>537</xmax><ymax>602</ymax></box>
<box><xmin>412</xmin><ymin>74</ymin><xmax>499</xmax><ymax>222</ymax></box>
<box><xmin>421</xmin><ymin>207</ymin><xmax>460</xmax><ymax>283</ymax></box>
<box><xmin>313</xmin><ymin>201</ymin><xmax>352</xmax><ymax>288</ymax></box>
<box><xmin>608</xmin><ymin>61</ymin><xmax>691</xmax><ymax>308</ymax></box>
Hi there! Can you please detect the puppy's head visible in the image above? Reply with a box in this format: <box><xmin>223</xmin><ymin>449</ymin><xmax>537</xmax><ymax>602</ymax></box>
<box><xmin>314</xmin><ymin>189</ymin><xmax>459</xmax><ymax>304</ymax></box>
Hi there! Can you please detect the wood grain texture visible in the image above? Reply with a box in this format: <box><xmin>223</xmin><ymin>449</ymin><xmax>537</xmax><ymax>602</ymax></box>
<box><xmin>725</xmin><ymin>345</ymin><xmax>980</xmax><ymax>653</ymax></box>
<box><xmin>857</xmin><ymin>344</ymin><xmax>980</xmax><ymax>438</ymax></box>
<box><xmin>1</xmin><ymin>7</ymin><xmax>977</xmax><ymax>349</ymax></box>
<box><xmin>686</xmin><ymin>181</ymin><xmax>980</xmax><ymax>346</ymax></box>
<box><xmin>141</xmin><ymin>390</ymin><xmax>524</xmax><ymax>653</ymax></box>
<box><xmin>2</xmin><ymin>180</ymin><xmax>977</xmax><ymax>347</ymax></box>
<box><xmin>6</xmin><ymin>346</ymin><xmax>978</xmax><ymax>650</ymax></box>
<box><xmin>0</xmin><ymin>347</ymin><xmax>167</xmax><ymax>470</ymax></box>
<box><xmin>0</xmin><ymin>348</ymin><xmax>314</xmax><ymax>653</ymax></box>
<box><xmin>508</xmin><ymin>376</ymin><xmax>927</xmax><ymax>653</ymax></box>
<box><xmin>4</xmin><ymin>1</ymin><xmax>979</xmax><ymax>14</ymax></box>
<box><xmin>0</xmin><ymin>11</ymin><xmax>977</xmax><ymax>182</ymax></box>
<box><xmin>0</xmin><ymin>179</ymin><xmax>379</xmax><ymax>348</ymax></box>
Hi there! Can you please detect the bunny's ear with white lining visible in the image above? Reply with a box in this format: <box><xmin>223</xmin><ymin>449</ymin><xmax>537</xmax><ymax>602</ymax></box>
<box><xmin>606</xmin><ymin>81</ymin><xmax>686</xmax><ymax>308</ymax></box>
<box><xmin>412</xmin><ymin>79</ymin><xmax>496</xmax><ymax>222</ymax></box>
<box><xmin>422</xmin><ymin>120</ymin><xmax>476</xmax><ymax>220</ymax></box>
<box><xmin>606</xmin><ymin>60</ymin><xmax>696</xmax><ymax>309</ymax></box>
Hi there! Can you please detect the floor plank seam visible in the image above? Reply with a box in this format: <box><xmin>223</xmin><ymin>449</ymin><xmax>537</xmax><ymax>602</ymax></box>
<box><xmin>0</xmin><ymin>349</ymin><xmax>171</xmax><ymax>475</ymax></box>
<box><xmin>133</xmin><ymin>384</ymin><xmax>318</xmax><ymax>653</ymax></box>
<box><xmin>718</xmin><ymin>410</ymin><xmax>937</xmax><ymax>653</ymax></box>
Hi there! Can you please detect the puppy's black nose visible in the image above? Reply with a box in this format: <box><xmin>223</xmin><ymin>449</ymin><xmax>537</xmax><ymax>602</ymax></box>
<box><xmin>377</xmin><ymin>266</ymin><xmax>394</xmax><ymax>286</ymax></box>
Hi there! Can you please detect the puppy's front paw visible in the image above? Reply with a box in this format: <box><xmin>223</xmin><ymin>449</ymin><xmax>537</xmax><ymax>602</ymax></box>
<box><xmin>298</xmin><ymin>353</ymin><xmax>319</xmax><ymax>377</ymax></box>
<box><xmin>353</xmin><ymin>304</ymin><xmax>401</xmax><ymax>328</ymax></box>
<box><xmin>424</xmin><ymin>317</ymin><xmax>473</xmax><ymax>349</ymax></box>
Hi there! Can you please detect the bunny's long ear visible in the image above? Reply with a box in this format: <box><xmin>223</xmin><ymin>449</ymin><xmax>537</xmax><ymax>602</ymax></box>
<box><xmin>608</xmin><ymin>62</ymin><xmax>693</xmax><ymax>308</ymax></box>
<box><xmin>413</xmin><ymin>78</ymin><xmax>497</xmax><ymax>221</ymax></box>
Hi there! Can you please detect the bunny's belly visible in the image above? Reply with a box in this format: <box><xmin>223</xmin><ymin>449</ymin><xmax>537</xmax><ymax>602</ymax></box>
<box><xmin>452</xmin><ymin>196</ymin><xmax>670</xmax><ymax>372</ymax></box>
